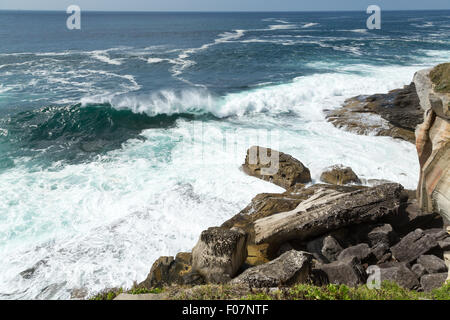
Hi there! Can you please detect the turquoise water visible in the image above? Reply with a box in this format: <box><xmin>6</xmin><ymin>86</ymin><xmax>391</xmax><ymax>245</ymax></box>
<box><xmin>0</xmin><ymin>10</ymin><xmax>449</xmax><ymax>299</ymax></box>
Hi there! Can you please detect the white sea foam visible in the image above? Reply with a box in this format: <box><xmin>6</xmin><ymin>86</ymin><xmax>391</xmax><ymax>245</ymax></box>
<box><xmin>268</xmin><ymin>24</ymin><xmax>297</xmax><ymax>30</ymax></box>
<box><xmin>90</xmin><ymin>51</ymin><xmax>123</xmax><ymax>65</ymax></box>
<box><xmin>302</xmin><ymin>23</ymin><xmax>319</xmax><ymax>28</ymax></box>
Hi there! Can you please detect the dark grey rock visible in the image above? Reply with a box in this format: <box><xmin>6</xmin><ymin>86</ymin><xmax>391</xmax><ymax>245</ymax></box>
<box><xmin>317</xmin><ymin>257</ymin><xmax>367</xmax><ymax>287</ymax></box>
<box><xmin>421</xmin><ymin>273</ymin><xmax>448</xmax><ymax>292</ymax></box>
<box><xmin>322</xmin><ymin>236</ymin><xmax>343</xmax><ymax>262</ymax></box>
<box><xmin>306</xmin><ymin>235</ymin><xmax>343</xmax><ymax>263</ymax></box>
<box><xmin>380</xmin><ymin>264</ymin><xmax>420</xmax><ymax>290</ymax></box>
<box><xmin>388</xmin><ymin>200</ymin><xmax>444</xmax><ymax>235</ymax></box>
<box><xmin>230</xmin><ymin>250</ymin><xmax>313</xmax><ymax>288</ymax></box>
<box><xmin>438</xmin><ymin>238</ymin><xmax>450</xmax><ymax>251</ymax></box>
<box><xmin>424</xmin><ymin>228</ymin><xmax>449</xmax><ymax>241</ymax></box>
<box><xmin>390</xmin><ymin>229</ymin><xmax>438</xmax><ymax>263</ymax></box>
<box><xmin>337</xmin><ymin>243</ymin><xmax>374</xmax><ymax>263</ymax></box>
<box><xmin>411</xmin><ymin>264</ymin><xmax>427</xmax><ymax>278</ymax></box>
<box><xmin>371</xmin><ymin>243</ymin><xmax>390</xmax><ymax>261</ymax></box>
<box><xmin>417</xmin><ymin>255</ymin><xmax>447</xmax><ymax>274</ymax></box>
<box><xmin>367</xmin><ymin>224</ymin><xmax>398</xmax><ymax>247</ymax></box>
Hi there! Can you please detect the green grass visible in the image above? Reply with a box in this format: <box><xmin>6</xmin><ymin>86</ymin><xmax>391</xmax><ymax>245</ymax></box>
<box><xmin>89</xmin><ymin>282</ymin><xmax>450</xmax><ymax>300</ymax></box>
<box><xmin>429</xmin><ymin>63</ymin><xmax>450</xmax><ymax>93</ymax></box>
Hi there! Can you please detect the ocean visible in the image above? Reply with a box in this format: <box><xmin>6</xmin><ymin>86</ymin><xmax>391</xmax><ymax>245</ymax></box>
<box><xmin>0</xmin><ymin>10</ymin><xmax>449</xmax><ymax>299</ymax></box>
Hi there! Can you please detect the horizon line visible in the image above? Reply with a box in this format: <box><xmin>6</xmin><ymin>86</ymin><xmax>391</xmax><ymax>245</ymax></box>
<box><xmin>1</xmin><ymin>8</ymin><xmax>449</xmax><ymax>13</ymax></box>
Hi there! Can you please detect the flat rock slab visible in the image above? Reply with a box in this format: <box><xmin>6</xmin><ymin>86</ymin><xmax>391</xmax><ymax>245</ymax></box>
<box><xmin>230</xmin><ymin>250</ymin><xmax>313</xmax><ymax>288</ymax></box>
<box><xmin>254</xmin><ymin>183</ymin><xmax>405</xmax><ymax>246</ymax></box>
<box><xmin>391</xmin><ymin>229</ymin><xmax>438</xmax><ymax>264</ymax></box>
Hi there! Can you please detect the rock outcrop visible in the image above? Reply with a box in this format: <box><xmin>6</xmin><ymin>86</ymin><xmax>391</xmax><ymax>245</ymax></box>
<box><xmin>191</xmin><ymin>227</ymin><xmax>248</xmax><ymax>283</ymax></box>
<box><xmin>414</xmin><ymin>63</ymin><xmax>450</xmax><ymax>224</ymax></box>
<box><xmin>325</xmin><ymin>83</ymin><xmax>423</xmax><ymax>143</ymax></box>
<box><xmin>320</xmin><ymin>165</ymin><xmax>360</xmax><ymax>185</ymax></box>
<box><xmin>242</xmin><ymin>146</ymin><xmax>311</xmax><ymax>189</ymax></box>
<box><xmin>254</xmin><ymin>183</ymin><xmax>405</xmax><ymax>246</ymax></box>
<box><xmin>230</xmin><ymin>250</ymin><xmax>313</xmax><ymax>288</ymax></box>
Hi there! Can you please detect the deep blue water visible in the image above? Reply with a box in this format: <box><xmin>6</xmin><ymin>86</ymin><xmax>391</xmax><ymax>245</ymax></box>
<box><xmin>0</xmin><ymin>11</ymin><xmax>449</xmax><ymax>299</ymax></box>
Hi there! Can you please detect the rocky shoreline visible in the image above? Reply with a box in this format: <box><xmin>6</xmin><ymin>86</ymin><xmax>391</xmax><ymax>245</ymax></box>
<box><xmin>104</xmin><ymin>63</ymin><xmax>450</xmax><ymax>300</ymax></box>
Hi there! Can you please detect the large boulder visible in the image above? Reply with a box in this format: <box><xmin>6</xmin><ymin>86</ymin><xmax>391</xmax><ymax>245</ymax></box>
<box><xmin>421</xmin><ymin>273</ymin><xmax>448</xmax><ymax>291</ymax></box>
<box><xmin>414</xmin><ymin>64</ymin><xmax>450</xmax><ymax>223</ymax></box>
<box><xmin>254</xmin><ymin>183</ymin><xmax>406</xmax><ymax>247</ymax></box>
<box><xmin>390</xmin><ymin>229</ymin><xmax>438</xmax><ymax>263</ymax></box>
<box><xmin>320</xmin><ymin>165</ymin><xmax>360</xmax><ymax>185</ymax></box>
<box><xmin>417</xmin><ymin>255</ymin><xmax>447</xmax><ymax>274</ymax></box>
<box><xmin>242</xmin><ymin>146</ymin><xmax>311</xmax><ymax>189</ymax></box>
<box><xmin>230</xmin><ymin>250</ymin><xmax>313</xmax><ymax>288</ymax></box>
<box><xmin>316</xmin><ymin>257</ymin><xmax>367</xmax><ymax>287</ymax></box>
<box><xmin>139</xmin><ymin>252</ymin><xmax>203</xmax><ymax>289</ymax></box>
<box><xmin>191</xmin><ymin>227</ymin><xmax>248</xmax><ymax>283</ymax></box>
<box><xmin>221</xmin><ymin>184</ymin><xmax>364</xmax><ymax>266</ymax></box>
<box><xmin>379</xmin><ymin>264</ymin><xmax>420</xmax><ymax>290</ymax></box>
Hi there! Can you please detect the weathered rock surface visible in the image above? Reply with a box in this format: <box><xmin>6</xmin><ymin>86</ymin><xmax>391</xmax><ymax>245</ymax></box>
<box><xmin>230</xmin><ymin>250</ymin><xmax>313</xmax><ymax>288</ymax></box>
<box><xmin>337</xmin><ymin>244</ymin><xmax>374</xmax><ymax>264</ymax></box>
<box><xmin>325</xmin><ymin>83</ymin><xmax>423</xmax><ymax>143</ymax></box>
<box><xmin>390</xmin><ymin>229</ymin><xmax>438</xmax><ymax>263</ymax></box>
<box><xmin>222</xmin><ymin>184</ymin><xmax>365</xmax><ymax>266</ymax></box>
<box><xmin>421</xmin><ymin>273</ymin><xmax>448</xmax><ymax>292</ymax></box>
<box><xmin>412</xmin><ymin>263</ymin><xmax>427</xmax><ymax>278</ymax></box>
<box><xmin>191</xmin><ymin>227</ymin><xmax>248</xmax><ymax>283</ymax></box>
<box><xmin>242</xmin><ymin>146</ymin><xmax>311</xmax><ymax>189</ymax></box>
<box><xmin>316</xmin><ymin>257</ymin><xmax>367</xmax><ymax>287</ymax></box>
<box><xmin>417</xmin><ymin>255</ymin><xmax>447</xmax><ymax>274</ymax></box>
<box><xmin>139</xmin><ymin>252</ymin><xmax>203</xmax><ymax>289</ymax></box>
<box><xmin>379</xmin><ymin>264</ymin><xmax>420</xmax><ymax>290</ymax></box>
<box><xmin>414</xmin><ymin>64</ymin><xmax>450</xmax><ymax>224</ymax></box>
<box><xmin>306</xmin><ymin>235</ymin><xmax>343</xmax><ymax>263</ymax></box>
<box><xmin>254</xmin><ymin>183</ymin><xmax>405</xmax><ymax>247</ymax></box>
<box><xmin>367</xmin><ymin>224</ymin><xmax>398</xmax><ymax>247</ymax></box>
<box><xmin>320</xmin><ymin>165</ymin><xmax>360</xmax><ymax>185</ymax></box>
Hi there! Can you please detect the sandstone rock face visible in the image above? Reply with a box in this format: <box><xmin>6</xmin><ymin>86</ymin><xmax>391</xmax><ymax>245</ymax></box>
<box><xmin>191</xmin><ymin>227</ymin><xmax>248</xmax><ymax>283</ymax></box>
<box><xmin>390</xmin><ymin>229</ymin><xmax>438</xmax><ymax>264</ymax></box>
<box><xmin>242</xmin><ymin>146</ymin><xmax>311</xmax><ymax>189</ymax></box>
<box><xmin>325</xmin><ymin>83</ymin><xmax>423</xmax><ymax>143</ymax></box>
<box><xmin>414</xmin><ymin>65</ymin><xmax>450</xmax><ymax>224</ymax></box>
<box><xmin>230</xmin><ymin>250</ymin><xmax>313</xmax><ymax>288</ymax></box>
<box><xmin>320</xmin><ymin>165</ymin><xmax>360</xmax><ymax>185</ymax></box>
<box><xmin>254</xmin><ymin>183</ymin><xmax>405</xmax><ymax>246</ymax></box>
